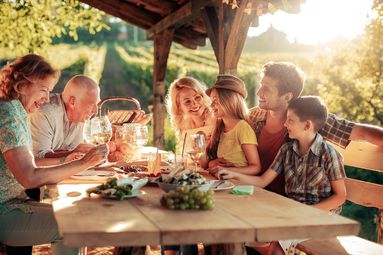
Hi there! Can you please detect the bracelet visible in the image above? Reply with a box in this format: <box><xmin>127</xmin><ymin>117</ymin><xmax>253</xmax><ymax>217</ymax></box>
<box><xmin>59</xmin><ymin>156</ymin><xmax>66</xmax><ymax>165</ymax></box>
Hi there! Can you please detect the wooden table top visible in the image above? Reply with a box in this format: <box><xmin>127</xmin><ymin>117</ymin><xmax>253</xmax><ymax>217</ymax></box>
<box><xmin>50</xmin><ymin>179</ymin><xmax>360</xmax><ymax>247</ymax></box>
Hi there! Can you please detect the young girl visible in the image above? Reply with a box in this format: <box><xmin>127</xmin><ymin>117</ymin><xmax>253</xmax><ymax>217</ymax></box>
<box><xmin>202</xmin><ymin>75</ymin><xmax>261</xmax><ymax>176</ymax></box>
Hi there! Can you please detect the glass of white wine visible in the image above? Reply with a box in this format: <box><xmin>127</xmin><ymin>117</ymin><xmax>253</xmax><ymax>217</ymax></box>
<box><xmin>187</xmin><ymin>133</ymin><xmax>206</xmax><ymax>172</ymax></box>
<box><xmin>91</xmin><ymin>116</ymin><xmax>113</xmax><ymax>145</ymax></box>
<box><xmin>134</xmin><ymin>124</ymin><xmax>148</xmax><ymax>160</ymax></box>
<box><xmin>135</xmin><ymin>125</ymin><xmax>148</xmax><ymax>147</ymax></box>
<box><xmin>83</xmin><ymin>119</ymin><xmax>95</xmax><ymax>144</ymax></box>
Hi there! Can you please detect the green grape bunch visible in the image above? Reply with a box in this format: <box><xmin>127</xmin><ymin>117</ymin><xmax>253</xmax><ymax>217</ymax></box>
<box><xmin>161</xmin><ymin>186</ymin><xmax>215</xmax><ymax>210</ymax></box>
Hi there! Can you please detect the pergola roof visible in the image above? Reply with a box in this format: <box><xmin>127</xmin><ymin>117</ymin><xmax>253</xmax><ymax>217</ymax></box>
<box><xmin>78</xmin><ymin>0</ymin><xmax>303</xmax><ymax>147</ymax></box>
<box><xmin>80</xmin><ymin>0</ymin><xmax>303</xmax><ymax>49</ymax></box>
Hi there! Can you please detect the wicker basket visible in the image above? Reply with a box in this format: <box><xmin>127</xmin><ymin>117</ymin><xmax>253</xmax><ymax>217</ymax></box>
<box><xmin>97</xmin><ymin>97</ymin><xmax>142</xmax><ymax>126</ymax></box>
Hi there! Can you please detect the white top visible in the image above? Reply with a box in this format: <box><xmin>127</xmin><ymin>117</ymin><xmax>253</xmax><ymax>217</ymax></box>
<box><xmin>29</xmin><ymin>94</ymin><xmax>84</xmax><ymax>158</ymax></box>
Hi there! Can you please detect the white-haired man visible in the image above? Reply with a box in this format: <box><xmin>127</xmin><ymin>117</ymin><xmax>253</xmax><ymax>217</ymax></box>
<box><xmin>30</xmin><ymin>75</ymin><xmax>151</xmax><ymax>166</ymax></box>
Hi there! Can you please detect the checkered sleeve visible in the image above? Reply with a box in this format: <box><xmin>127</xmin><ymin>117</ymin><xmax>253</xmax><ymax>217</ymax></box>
<box><xmin>270</xmin><ymin>143</ymin><xmax>289</xmax><ymax>174</ymax></box>
<box><xmin>325</xmin><ymin>144</ymin><xmax>346</xmax><ymax>181</ymax></box>
<box><xmin>319</xmin><ymin>113</ymin><xmax>355</xmax><ymax>149</ymax></box>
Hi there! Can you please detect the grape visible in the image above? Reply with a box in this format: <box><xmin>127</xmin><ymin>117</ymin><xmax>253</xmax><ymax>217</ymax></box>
<box><xmin>161</xmin><ymin>186</ymin><xmax>215</xmax><ymax>210</ymax></box>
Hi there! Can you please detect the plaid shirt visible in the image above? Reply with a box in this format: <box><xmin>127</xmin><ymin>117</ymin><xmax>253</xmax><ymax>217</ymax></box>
<box><xmin>248</xmin><ymin>107</ymin><xmax>355</xmax><ymax>148</ymax></box>
<box><xmin>270</xmin><ymin>134</ymin><xmax>346</xmax><ymax>205</ymax></box>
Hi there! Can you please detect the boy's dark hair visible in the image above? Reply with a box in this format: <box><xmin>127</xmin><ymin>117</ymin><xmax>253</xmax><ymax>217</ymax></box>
<box><xmin>288</xmin><ymin>96</ymin><xmax>328</xmax><ymax>132</ymax></box>
<box><xmin>262</xmin><ymin>61</ymin><xmax>305</xmax><ymax>100</ymax></box>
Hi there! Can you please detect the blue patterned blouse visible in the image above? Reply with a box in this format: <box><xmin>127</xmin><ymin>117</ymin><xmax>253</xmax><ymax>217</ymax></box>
<box><xmin>0</xmin><ymin>99</ymin><xmax>33</xmax><ymax>214</ymax></box>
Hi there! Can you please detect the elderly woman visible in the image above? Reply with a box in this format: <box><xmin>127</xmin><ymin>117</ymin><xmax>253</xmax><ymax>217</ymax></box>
<box><xmin>0</xmin><ymin>54</ymin><xmax>108</xmax><ymax>255</ymax></box>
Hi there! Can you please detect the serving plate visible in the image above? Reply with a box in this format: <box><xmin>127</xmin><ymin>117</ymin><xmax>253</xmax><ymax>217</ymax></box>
<box><xmin>98</xmin><ymin>189</ymin><xmax>145</xmax><ymax>199</ymax></box>
<box><xmin>209</xmin><ymin>180</ymin><xmax>234</xmax><ymax>191</ymax></box>
<box><xmin>71</xmin><ymin>169</ymin><xmax>116</xmax><ymax>181</ymax></box>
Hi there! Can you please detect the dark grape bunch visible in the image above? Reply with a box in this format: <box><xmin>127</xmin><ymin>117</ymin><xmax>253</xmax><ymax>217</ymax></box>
<box><xmin>161</xmin><ymin>186</ymin><xmax>215</xmax><ymax>210</ymax></box>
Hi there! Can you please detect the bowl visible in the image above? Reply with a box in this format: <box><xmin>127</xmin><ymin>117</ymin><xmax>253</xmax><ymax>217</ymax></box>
<box><xmin>156</xmin><ymin>181</ymin><xmax>213</xmax><ymax>192</ymax></box>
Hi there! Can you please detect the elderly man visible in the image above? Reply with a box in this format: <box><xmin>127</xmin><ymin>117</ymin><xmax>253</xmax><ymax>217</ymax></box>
<box><xmin>30</xmin><ymin>75</ymin><xmax>151</xmax><ymax>166</ymax></box>
<box><xmin>29</xmin><ymin>75</ymin><xmax>99</xmax><ymax>166</ymax></box>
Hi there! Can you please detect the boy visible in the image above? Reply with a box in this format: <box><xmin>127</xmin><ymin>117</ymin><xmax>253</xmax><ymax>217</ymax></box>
<box><xmin>215</xmin><ymin>96</ymin><xmax>347</xmax><ymax>254</ymax></box>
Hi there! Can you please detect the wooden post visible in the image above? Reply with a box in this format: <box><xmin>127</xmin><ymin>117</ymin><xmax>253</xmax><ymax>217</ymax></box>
<box><xmin>378</xmin><ymin>209</ymin><xmax>383</xmax><ymax>244</ymax></box>
<box><xmin>203</xmin><ymin>0</ymin><xmax>258</xmax><ymax>75</ymax></box>
<box><xmin>152</xmin><ymin>28</ymin><xmax>174</xmax><ymax>148</ymax></box>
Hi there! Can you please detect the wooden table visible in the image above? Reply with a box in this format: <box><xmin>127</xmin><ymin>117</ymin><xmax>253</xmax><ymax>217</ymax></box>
<box><xmin>50</xmin><ymin>180</ymin><xmax>360</xmax><ymax>247</ymax></box>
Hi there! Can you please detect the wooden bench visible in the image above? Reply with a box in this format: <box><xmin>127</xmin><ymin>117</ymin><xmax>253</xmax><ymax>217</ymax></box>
<box><xmin>296</xmin><ymin>141</ymin><xmax>383</xmax><ymax>254</ymax></box>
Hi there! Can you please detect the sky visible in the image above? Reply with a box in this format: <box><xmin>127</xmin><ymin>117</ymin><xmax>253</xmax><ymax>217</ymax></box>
<box><xmin>248</xmin><ymin>0</ymin><xmax>374</xmax><ymax>45</ymax></box>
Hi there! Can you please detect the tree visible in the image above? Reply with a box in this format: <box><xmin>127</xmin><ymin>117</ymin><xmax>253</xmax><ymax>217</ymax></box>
<box><xmin>307</xmin><ymin>0</ymin><xmax>383</xmax><ymax>125</ymax></box>
<box><xmin>0</xmin><ymin>0</ymin><xmax>108</xmax><ymax>55</ymax></box>
<box><xmin>357</xmin><ymin>0</ymin><xmax>383</xmax><ymax>124</ymax></box>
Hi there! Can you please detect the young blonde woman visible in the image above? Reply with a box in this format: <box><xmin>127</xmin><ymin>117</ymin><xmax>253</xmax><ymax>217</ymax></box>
<box><xmin>202</xmin><ymin>75</ymin><xmax>261</xmax><ymax>176</ymax></box>
<box><xmin>164</xmin><ymin>77</ymin><xmax>215</xmax><ymax>255</ymax></box>
<box><xmin>166</xmin><ymin>77</ymin><xmax>215</xmax><ymax>146</ymax></box>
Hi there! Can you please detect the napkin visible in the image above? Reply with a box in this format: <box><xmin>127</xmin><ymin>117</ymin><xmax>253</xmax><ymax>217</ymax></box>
<box><xmin>117</xmin><ymin>177</ymin><xmax>148</xmax><ymax>190</ymax></box>
<box><xmin>231</xmin><ymin>185</ymin><xmax>254</xmax><ymax>195</ymax></box>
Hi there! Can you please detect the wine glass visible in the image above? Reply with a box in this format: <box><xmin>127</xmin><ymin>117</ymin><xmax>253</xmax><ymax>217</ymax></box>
<box><xmin>83</xmin><ymin>119</ymin><xmax>94</xmax><ymax>144</ymax></box>
<box><xmin>187</xmin><ymin>133</ymin><xmax>206</xmax><ymax>171</ymax></box>
<box><xmin>134</xmin><ymin>124</ymin><xmax>148</xmax><ymax>160</ymax></box>
<box><xmin>135</xmin><ymin>125</ymin><xmax>148</xmax><ymax>147</ymax></box>
<box><xmin>91</xmin><ymin>116</ymin><xmax>113</xmax><ymax>145</ymax></box>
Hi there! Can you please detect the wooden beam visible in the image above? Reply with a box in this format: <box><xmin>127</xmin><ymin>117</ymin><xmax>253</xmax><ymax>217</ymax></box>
<box><xmin>201</xmin><ymin>6</ymin><xmax>219</xmax><ymax>63</ymax></box>
<box><xmin>211</xmin><ymin>0</ymin><xmax>259</xmax><ymax>74</ymax></box>
<box><xmin>176</xmin><ymin>28</ymin><xmax>206</xmax><ymax>46</ymax></box>
<box><xmin>147</xmin><ymin>0</ymin><xmax>211</xmax><ymax>39</ymax></box>
<box><xmin>152</xmin><ymin>28</ymin><xmax>174</xmax><ymax>148</ymax></box>
<box><xmin>127</xmin><ymin>0</ymin><xmax>176</xmax><ymax>15</ymax></box>
<box><xmin>189</xmin><ymin>17</ymin><xmax>207</xmax><ymax>34</ymax></box>
<box><xmin>224</xmin><ymin>0</ymin><xmax>257</xmax><ymax>74</ymax></box>
<box><xmin>82</xmin><ymin>0</ymin><xmax>159</xmax><ymax>29</ymax></box>
<box><xmin>174</xmin><ymin>35</ymin><xmax>198</xmax><ymax>49</ymax></box>
<box><xmin>218</xmin><ymin>1</ymin><xmax>225</xmax><ymax>74</ymax></box>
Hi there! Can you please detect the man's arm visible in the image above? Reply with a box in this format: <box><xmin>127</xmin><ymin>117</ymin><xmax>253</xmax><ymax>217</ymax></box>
<box><xmin>349</xmin><ymin>123</ymin><xmax>383</xmax><ymax>146</ymax></box>
<box><xmin>321</xmin><ymin>113</ymin><xmax>383</xmax><ymax>148</ymax></box>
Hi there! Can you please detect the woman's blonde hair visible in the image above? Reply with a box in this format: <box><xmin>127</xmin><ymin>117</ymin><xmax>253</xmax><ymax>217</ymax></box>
<box><xmin>166</xmin><ymin>77</ymin><xmax>213</xmax><ymax>137</ymax></box>
<box><xmin>206</xmin><ymin>88</ymin><xmax>249</xmax><ymax>160</ymax></box>
<box><xmin>0</xmin><ymin>54</ymin><xmax>60</xmax><ymax>100</ymax></box>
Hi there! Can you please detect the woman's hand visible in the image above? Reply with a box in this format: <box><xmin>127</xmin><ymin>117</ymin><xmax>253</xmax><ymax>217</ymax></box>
<box><xmin>210</xmin><ymin>166</ymin><xmax>238</xmax><ymax>180</ymax></box>
<box><xmin>81</xmin><ymin>144</ymin><xmax>109</xmax><ymax>168</ymax></box>
<box><xmin>208</xmin><ymin>158</ymin><xmax>234</xmax><ymax>169</ymax></box>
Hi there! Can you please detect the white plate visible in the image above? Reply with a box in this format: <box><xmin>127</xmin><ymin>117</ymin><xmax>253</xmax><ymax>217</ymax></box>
<box><xmin>71</xmin><ymin>169</ymin><xmax>116</xmax><ymax>181</ymax></box>
<box><xmin>99</xmin><ymin>189</ymin><xmax>145</xmax><ymax>199</ymax></box>
<box><xmin>209</xmin><ymin>180</ymin><xmax>234</xmax><ymax>191</ymax></box>
<box><xmin>97</xmin><ymin>161</ymin><xmax>117</xmax><ymax>168</ymax></box>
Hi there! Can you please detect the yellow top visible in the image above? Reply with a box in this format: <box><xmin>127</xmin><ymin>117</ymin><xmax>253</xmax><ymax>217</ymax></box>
<box><xmin>217</xmin><ymin>120</ymin><xmax>257</xmax><ymax>167</ymax></box>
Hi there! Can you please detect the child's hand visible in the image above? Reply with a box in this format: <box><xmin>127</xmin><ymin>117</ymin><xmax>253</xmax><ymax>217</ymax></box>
<box><xmin>209</xmin><ymin>166</ymin><xmax>235</xmax><ymax>180</ymax></box>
